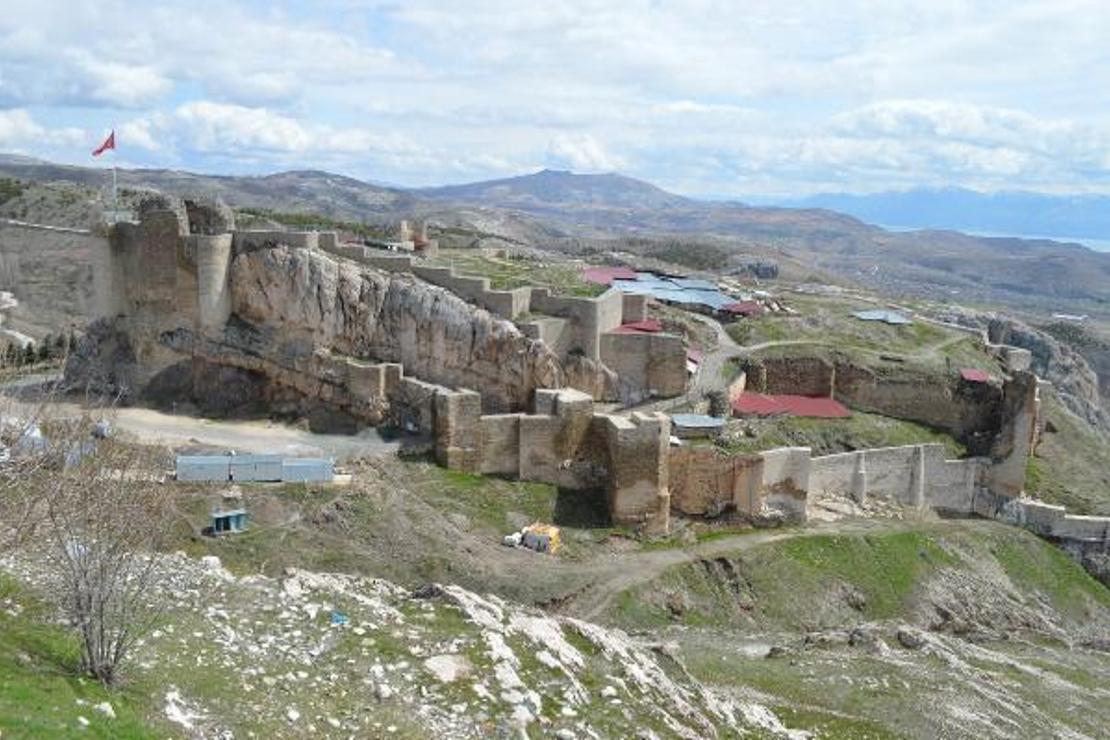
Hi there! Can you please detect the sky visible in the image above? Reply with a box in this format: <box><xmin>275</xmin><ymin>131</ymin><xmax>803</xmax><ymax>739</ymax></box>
<box><xmin>2</xmin><ymin>0</ymin><xmax>1109</xmax><ymax>198</ymax></box>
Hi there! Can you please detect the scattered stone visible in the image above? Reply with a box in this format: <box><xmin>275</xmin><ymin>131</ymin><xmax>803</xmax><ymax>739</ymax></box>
<box><xmin>897</xmin><ymin>626</ymin><xmax>926</xmax><ymax>650</ymax></box>
<box><xmin>93</xmin><ymin>702</ymin><xmax>115</xmax><ymax>720</ymax></box>
<box><xmin>424</xmin><ymin>654</ymin><xmax>472</xmax><ymax>683</ymax></box>
<box><xmin>286</xmin><ymin>707</ymin><xmax>300</xmax><ymax>723</ymax></box>
<box><xmin>664</xmin><ymin>591</ymin><xmax>688</xmax><ymax>618</ymax></box>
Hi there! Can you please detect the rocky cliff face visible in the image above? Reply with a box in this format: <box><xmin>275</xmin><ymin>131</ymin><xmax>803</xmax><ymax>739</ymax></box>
<box><xmin>65</xmin><ymin>241</ymin><xmax>615</xmax><ymax>419</ymax></box>
<box><xmin>229</xmin><ymin>245</ymin><xmax>610</xmax><ymax>412</ymax></box>
<box><xmin>987</xmin><ymin>317</ymin><xmax>1109</xmax><ymax>432</ymax></box>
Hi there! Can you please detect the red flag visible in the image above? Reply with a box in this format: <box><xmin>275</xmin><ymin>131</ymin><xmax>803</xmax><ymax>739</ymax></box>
<box><xmin>92</xmin><ymin>130</ymin><xmax>115</xmax><ymax>157</ymax></box>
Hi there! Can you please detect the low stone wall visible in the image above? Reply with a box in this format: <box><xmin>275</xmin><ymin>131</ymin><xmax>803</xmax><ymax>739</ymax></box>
<box><xmin>759</xmin><ymin>356</ymin><xmax>835</xmax><ymax>397</ymax></box>
<box><xmin>528</xmin><ymin>288</ymin><xmax>625</xmax><ymax>361</ymax></box>
<box><xmin>808</xmin><ymin>443</ymin><xmax>983</xmax><ymax>511</ymax></box>
<box><xmin>411</xmin><ymin>265</ymin><xmax>531</xmax><ymax>320</ymax></box>
<box><xmin>621</xmin><ymin>293</ymin><xmax>649</xmax><ymax>324</ymax></box>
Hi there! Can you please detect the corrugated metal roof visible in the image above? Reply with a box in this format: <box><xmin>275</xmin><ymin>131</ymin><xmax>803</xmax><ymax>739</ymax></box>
<box><xmin>732</xmin><ymin>393</ymin><xmax>851</xmax><ymax>419</ymax></box>
<box><xmin>723</xmin><ymin>300</ymin><xmax>764</xmax><ymax>316</ymax></box>
<box><xmin>960</xmin><ymin>368</ymin><xmax>991</xmax><ymax>383</ymax></box>
<box><xmin>611</xmin><ymin>274</ymin><xmax>736</xmax><ymax>310</ymax></box>
<box><xmin>853</xmin><ymin>309</ymin><xmax>913</xmax><ymax>325</ymax></box>
<box><xmin>671</xmin><ymin>414</ymin><xmax>727</xmax><ymax>429</ymax></box>
<box><xmin>582</xmin><ymin>266</ymin><xmax>638</xmax><ymax>286</ymax></box>
<box><xmin>176</xmin><ymin>455</ymin><xmax>334</xmax><ymax>483</ymax></box>
<box><xmin>612</xmin><ymin>319</ymin><xmax>664</xmax><ymax>334</ymax></box>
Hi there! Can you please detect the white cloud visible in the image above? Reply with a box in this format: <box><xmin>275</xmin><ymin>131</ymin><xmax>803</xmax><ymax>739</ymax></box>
<box><xmin>0</xmin><ymin>108</ymin><xmax>84</xmax><ymax>149</ymax></box>
<box><xmin>4</xmin><ymin>0</ymin><xmax>1110</xmax><ymax>195</ymax></box>
<box><xmin>71</xmin><ymin>54</ymin><xmax>172</xmax><ymax>107</ymax></box>
<box><xmin>546</xmin><ymin>134</ymin><xmax>622</xmax><ymax>172</ymax></box>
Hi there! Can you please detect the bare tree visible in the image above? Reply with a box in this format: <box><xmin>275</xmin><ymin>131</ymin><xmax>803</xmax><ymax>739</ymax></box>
<box><xmin>5</xmin><ymin>406</ymin><xmax>170</xmax><ymax>685</ymax></box>
<box><xmin>43</xmin><ymin>428</ymin><xmax>168</xmax><ymax>684</ymax></box>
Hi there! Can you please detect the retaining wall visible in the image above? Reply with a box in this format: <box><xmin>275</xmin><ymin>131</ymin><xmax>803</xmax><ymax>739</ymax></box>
<box><xmin>669</xmin><ymin>447</ymin><xmax>762</xmax><ymax>516</ymax></box>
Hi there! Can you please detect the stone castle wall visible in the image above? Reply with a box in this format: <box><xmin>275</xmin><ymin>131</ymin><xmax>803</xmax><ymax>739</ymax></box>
<box><xmin>431</xmin><ymin>386</ymin><xmax>672</xmax><ymax>532</ymax></box>
<box><xmin>319</xmin><ymin>238</ymin><xmax>685</xmax><ymax>402</ymax></box>
<box><xmin>599</xmin><ymin>332</ymin><xmax>688</xmax><ymax>403</ymax></box>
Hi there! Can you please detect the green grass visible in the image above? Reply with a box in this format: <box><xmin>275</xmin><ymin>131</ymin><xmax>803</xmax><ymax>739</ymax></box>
<box><xmin>775</xmin><ymin>532</ymin><xmax>958</xmax><ymax>618</ymax></box>
<box><xmin>990</xmin><ymin>530</ymin><xmax>1110</xmax><ymax>619</ymax></box>
<box><xmin>772</xmin><ymin>705</ymin><xmax>905</xmax><ymax>739</ymax></box>
<box><xmin>434</xmin><ymin>250</ymin><xmax>605</xmax><ymax>297</ymax></box>
<box><xmin>0</xmin><ymin>577</ymin><xmax>157</xmax><ymax>739</ymax></box>
<box><xmin>427</xmin><ymin>468</ymin><xmax>562</xmax><ymax>532</ymax></box>
<box><xmin>1026</xmin><ymin>390</ymin><xmax>1110</xmax><ymax>515</ymax></box>
<box><xmin>729</xmin><ymin>292</ymin><xmax>1000</xmax><ymax>373</ymax></box>
<box><xmin>611</xmin><ymin>528</ymin><xmax>962</xmax><ymax>630</ymax></box>
<box><xmin>720</xmin><ymin>410</ymin><xmax>967</xmax><ymax>458</ymax></box>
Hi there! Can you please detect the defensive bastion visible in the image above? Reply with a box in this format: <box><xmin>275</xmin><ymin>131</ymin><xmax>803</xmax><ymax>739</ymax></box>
<box><xmin>59</xmin><ymin>200</ymin><xmax>1110</xmax><ymax>561</ymax></box>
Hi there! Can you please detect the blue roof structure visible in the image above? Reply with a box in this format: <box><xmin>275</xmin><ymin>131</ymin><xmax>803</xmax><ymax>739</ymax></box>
<box><xmin>671</xmin><ymin>414</ymin><xmax>727</xmax><ymax>429</ymax></box>
<box><xmin>854</xmin><ymin>309</ymin><xmax>913</xmax><ymax>325</ymax></box>
<box><xmin>611</xmin><ymin>272</ymin><xmax>735</xmax><ymax>310</ymax></box>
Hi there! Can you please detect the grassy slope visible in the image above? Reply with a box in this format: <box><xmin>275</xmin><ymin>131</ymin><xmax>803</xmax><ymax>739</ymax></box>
<box><xmin>0</xmin><ymin>577</ymin><xmax>157</xmax><ymax>739</ymax></box>
<box><xmin>433</xmin><ymin>249</ymin><xmax>605</xmax><ymax>297</ymax></box>
<box><xmin>720</xmin><ymin>411</ymin><xmax>967</xmax><ymax>458</ymax></box>
<box><xmin>729</xmin><ymin>292</ymin><xmax>1000</xmax><ymax>373</ymax></box>
<box><xmin>1027</xmin><ymin>390</ymin><xmax>1110</xmax><ymax>515</ymax></box>
<box><xmin>610</xmin><ymin>522</ymin><xmax>1110</xmax><ymax>632</ymax></box>
<box><xmin>609</xmin><ymin>522</ymin><xmax>1110</xmax><ymax>739</ymax></box>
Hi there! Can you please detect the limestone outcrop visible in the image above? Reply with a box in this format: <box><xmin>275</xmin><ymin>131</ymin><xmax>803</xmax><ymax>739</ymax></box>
<box><xmin>227</xmin><ymin>245</ymin><xmax>579</xmax><ymax>412</ymax></box>
<box><xmin>64</xmin><ymin>203</ymin><xmax>616</xmax><ymax>421</ymax></box>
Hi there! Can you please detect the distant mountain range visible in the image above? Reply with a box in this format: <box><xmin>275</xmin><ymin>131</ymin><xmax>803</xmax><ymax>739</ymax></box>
<box><xmin>4</xmin><ymin>154</ymin><xmax>1110</xmax><ymax>315</ymax></box>
<box><xmin>787</xmin><ymin>188</ymin><xmax>1110</xmax><ymax>243</ymax></box>
<box><xmin>418</xmin><ymin>169</ymin><xmax>691</xmax><ymax>210</ymax></box>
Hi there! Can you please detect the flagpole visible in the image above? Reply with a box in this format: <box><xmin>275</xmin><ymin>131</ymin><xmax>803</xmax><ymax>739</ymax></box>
<box><xmin>111</xmin><ymin>122</ymin><xmax>117</xmax><ymax>218</ymax></box>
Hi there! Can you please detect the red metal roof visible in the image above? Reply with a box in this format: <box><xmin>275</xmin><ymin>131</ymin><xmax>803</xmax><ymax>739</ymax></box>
<box><xmin>612</xmin><ymin>319</ymin><xmax>664</xmax><ymax>334</ymax></box>
<box><xmin>582</xmin><ymin>266</ymin><xmax>638</xmax><ymax>286</ymax></box>
<box><xmin>732</xmin><ymin>392</ymin><xmax>851</xmax><ymax>419</ymax></box>
<box><xmin>722</xmin><ymin>300</ymin><xmax>764</xmax><ymax>316</ymax></box>
<box><xmin>960</xmin><ymin>368</ymin><xmax>991</xmax><ymax>383</ymax></box>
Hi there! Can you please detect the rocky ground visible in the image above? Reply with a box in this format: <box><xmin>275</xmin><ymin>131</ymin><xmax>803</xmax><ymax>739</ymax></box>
<box><xmin>0</xmin><ymin>548</ymin><xmax>803</xmax><ymax>739</ymax></box>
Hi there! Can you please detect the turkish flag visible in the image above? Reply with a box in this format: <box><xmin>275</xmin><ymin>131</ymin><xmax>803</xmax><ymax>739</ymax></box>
<box><xmin>92</xmin><ymin>131</ymin><xmax>115</xmax><ymax>157</ymax></box>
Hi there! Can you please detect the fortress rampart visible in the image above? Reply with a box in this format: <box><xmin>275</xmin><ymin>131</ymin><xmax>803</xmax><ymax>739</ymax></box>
<box><xmin>319</xmin><ymin>238</ymin><xmax>687</xmax><ymax>402</ymax></box>
<box><xmin>55</xmin><ymin>203</ymin><xmax>1106</xmax><ymax>558</ymax></box>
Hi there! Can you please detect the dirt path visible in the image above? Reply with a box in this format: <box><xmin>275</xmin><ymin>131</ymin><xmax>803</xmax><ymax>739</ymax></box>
<box><xmin>562</xmin><ymin>517</ymin><xmax>914</xmax><ymax>621</ymax></box>
<box><xmin>686</xmin><ymin>311</ymin><xmax>979</xmax><ymax>399</ymax></box>
<box><xmin>10</xmin><ymin>398</ymin><xmax>402</xmax><ymax>460</ymax></box>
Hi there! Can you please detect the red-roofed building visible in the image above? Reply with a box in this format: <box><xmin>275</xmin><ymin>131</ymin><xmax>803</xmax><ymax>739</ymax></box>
<box><xmin>959</xmin><ymin>368</ymin><xmax>991</xmax><ymax>383</ymax></box>
<box><xmin>721</xmin><ymin>300</ymin><xmax>765</xmax><ymax>318</ymax></box>
<box><xmin>732</xmin><ymin>392</ymin><xmax>851</xmax><ymax>419</ymax></box>
<box><xmin>612</xmin><ymin>319</ymin><xmax>664</xmax><ymax>335</ymax></box>
<box><xmin>582</xmin><ymin>266</ymin><xmax>638</xmax><ymax>286</ymax></box>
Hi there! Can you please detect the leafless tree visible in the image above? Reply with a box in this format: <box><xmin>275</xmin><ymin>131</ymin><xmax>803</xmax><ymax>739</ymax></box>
<box><xmin>41</xmin><ymin>425</ymin><xmax>168</xmax><ymax>684</ymax></box>
<box><xmin>0</xmin><ymin>399</ymin><xmax>170</xmax><ymax>685</ymax></box>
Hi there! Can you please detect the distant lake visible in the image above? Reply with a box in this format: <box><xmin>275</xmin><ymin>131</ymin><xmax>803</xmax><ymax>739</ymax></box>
<box><xmin>879</xmin><ymin>224</ymin><xmax>1110</xmax><ymax>253</ymax></box>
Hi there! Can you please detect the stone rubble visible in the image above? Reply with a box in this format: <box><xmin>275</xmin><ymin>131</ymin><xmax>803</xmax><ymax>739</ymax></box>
<box><xmin>0</xmin><ymin>549</ymin><xmax>801</xmax><ymax>738</ymax></box>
